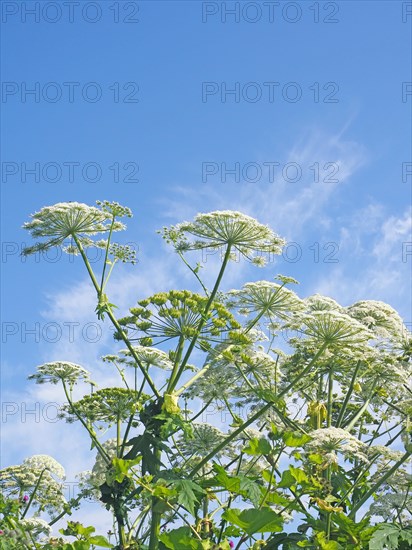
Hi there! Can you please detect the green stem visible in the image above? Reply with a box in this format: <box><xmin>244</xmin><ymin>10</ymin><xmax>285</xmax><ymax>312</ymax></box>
<box><xmin>167</xmin><ymin>336</ymin><xmax>185</xmax><ymax>393</ymax></box>
<box><xmin>350</xmin><ymin>450</ymin><xmax>412</xmax><ymax>518</ymax></box>
<box><xmin>116</xmin><ymin>417</ymin><xmax>121</xmax><ymax>456</ymax></box>
<box><xmin>62</xmin><ymin>381</ymin><xmax>110</xmax><ymax>463</ymax></box>
<box><xmin>48</xmin><ymin>497</ymin><xmax>81</xmax><ymax>526</ymax></box>
<box><xmin>216</xmin><ymin>452</ymin><xmax>244</xmax><ymax>544</ymax></box>
<box><xmin>343</xmin><ymin>378</ymin><xmax>378</xmax><ymax>431</ymax></box>
<box><xmin>168</xmin><ymin>244</ymin><xmax>233</xmax><ymax>392</ymax></box>
<box><xmin>20</xmin><ymin>470</ymin><xmax>45</xmax><ymax>519</ymax></box>
<box><xmin>336</xmin><ymin>360</ymin><xmax>362</xmax><ymax>427</ymax></box>
<box><xmin>190</xmin><ymin>343</ymin><xmax>327</xmax><ymax>476</ymax></box>
<box><xmin>327</xmin><ymin>369</ymin><xmax>334</xmax><ymax>428</ymax></box>
<box><xmin>100</xmin><ymin>216</ymin><xmax>116</xmax><ymax>291</ymax></box>
<box><xmin>107</xmin><ymin>308</ymin><xmax>160</xmax><ymax>397</ymax></box>
<box><xmin>73</xmin><ymin>235</ymin><xmax>160</xmax><ymax>398</ymax></box>
<box><xmin>175</xmin><ymin>364</ymin><xmax>212</xmax><ymax>396</ymax></box>
<box><xmin>148</xmin><ymin>445</ymin><xmax>162</xmax><ymax>550</ymax></box>
<box><xmin>177</xmin><ymin>251</ymin><xmax>208</xmax><ymax>295</ymax></box>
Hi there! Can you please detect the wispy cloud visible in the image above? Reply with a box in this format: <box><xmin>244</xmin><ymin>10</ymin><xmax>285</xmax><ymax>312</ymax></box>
<box><xmin>312</xmin><ymin>205</ymin><xmax>412</xmax><ymax>319</ymax></box>
<box><xmin>158</xmin><ymin>126</ymin><xmax>368</xmax><ymax>242</ymax></box>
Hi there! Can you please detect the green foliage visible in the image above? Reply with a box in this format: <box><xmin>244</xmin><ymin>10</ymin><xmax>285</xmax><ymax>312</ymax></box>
<box><xmin>15</xmin><ymin>201</ymin><xmax>412</xmax><ymax>549</ymax></box>
<box><xmin>368</xmin><ymin>524</ymin><xmax>412</xmax><ymax>550</ymax></box>
<box><xmin>221</xmin><ymin>507</ymin><xmax>283</xmax><ymax>535</ymax></box>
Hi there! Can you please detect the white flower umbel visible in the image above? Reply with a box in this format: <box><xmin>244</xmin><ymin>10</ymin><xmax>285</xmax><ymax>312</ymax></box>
<box><xmin>177</xmin><ymin>423</ymin><xmax>227</xmax><ymax>458</ymax></box>
<box><xmin>23</xmin><ymin>455</ymin><xmax>65</xmax><ymax>480</ymax></box>
<box><xmin>28</xmin><ymin>362</ymin><xmax>92</xmax><ymax>385</ymax></box>
<box><xmin>304</xmin><ymin>294</ymin><xmax>345</xmax><ymax>313</ymax></box>
<box><xmin>347</xmin><ymin>300</ymin><xmax>407</xmax><ymax>342</ymax></box>
<box><xmin>160</xmin><ymin>210</ymin><xmax>286</xmax><ymax>264</ymax></box>
<box><xmin>302</xmin><ymin>310</ymin><xmax>374</xmax><ymax>349</ymax></box>
<box><xmin>305</xmin><ymin>427</ymin><xmax>369</xmax><ymax>465</ymax></box>
<box><xmin>228</xmin><ymin>281</ymin><xmax>305</xmax><ymax>322</ymax></box>
<box><xmin>20</xmin><ymin>518</ymin><xmax>52</xmax><ymax>538</ymax></box>
<box><xmin>369</xmin><ymin>492</ymin><xmax>412</xmax><ymax>522</ymax></box>
<box><xmin>0</xmin><ymin>463</ymin><xmax>66</xmax><ymax>514</ymax></box>
<box><xmin>119</xmin><ymin>346</ymin><xmax>174</xmax><ymax>370</ymax></box>
<box><xmin>22</xmin><ymin>201</ymin><xmax>128</xmax><ymax>256</ymax></box>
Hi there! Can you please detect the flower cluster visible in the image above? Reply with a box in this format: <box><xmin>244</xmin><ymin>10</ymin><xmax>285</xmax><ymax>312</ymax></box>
<box><xmin>176</xmin><ymin>423</ymin><xmax>227</xmax><ymax>458</ymax></box>
<box><xmin>109</xmin><ymin>242</ymin><xmax>137</xmax><ymax>264</ymax></box>
<box><xmin>160</xmin><ymin>210</ymin><xmax>286</xmax><ymax>265</ymax></box>
<box><xmin>28</xmin><ymin>361</ymin><xmax>92</xmax><ymax>386</ymax></box>
<box><xmin>0</xmin><ymin>455</ymin><xmax>66</xmax><ymax>514</ymax></box>
<box><xmin>117</xmin><ymin>290</ymin><xmax>241</xmax><ymax>347</ymax></box>
<box><xmin>347</xmin><ymin>299</ymin><xmax>407</xmax><ymax>342</ymax></box>
<box><xmin>95</xmin><ymin>200</ymin><xmax>132</xmax><ymax>218</ymax></box>
<box><xmin>228</xmin><ymin>280</ymin><xmax>305</xmax><ymax>323</ymax></box>
<box><xmin>22</xmin><ymin>201</ymin><xmax>128</xmax><ymax>256</ymax></box>
<box><xmin>117</xmin><ymin>346</ymin><xmax>175</xmax><ymax>370</ymax></box>
<box><xmin>301</xmin><ymin>310</ymin><xmax>374</xmax><ymax>349</ymax></box>
<box><xmin>305</xmin><ymin>427</ymin><xmax>369</xmax><ymax>466</ymax></box>
<box><xmin>61</xmin><ymin>388</ymin><xmax>148</xmax><ymax>425</ymax></box>
<box><xmin>20</xmin><ymin>517</ymin><xmax>52</xmax><ymax>538</ymax></box>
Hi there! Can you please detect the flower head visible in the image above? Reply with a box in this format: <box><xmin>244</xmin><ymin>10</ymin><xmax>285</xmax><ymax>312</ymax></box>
<box><xmin>305</xmin><ymin>427</ymin><xmax>369</xmax><ymax>466</ymax></box>
<box><xmin>20</xmin><ymin>518</ymin><xmax>51</xmax><ymax>538</ymax></box>
<box><xmin>228</xmin><ymin>281</ymin><xmax>304</xmax><ymax>322</ymax></box>
<box><xmin>28</xmin><ymin>362</ymin><xmax>92</xmax><ymax>385</ymax></box>
<box><xmin>23</xmin><ymin>455</ymin><xmax>65</xmax><ymax>480</ymax></box>
<box><xmin>176</xmin><ymin>423</ymin><xmax>227</xmax><ymax>458</ymax></box>
<box><xmin>160</xmin><ymin>210</ymin><xmax>285</xmax><ymax>264</ymax></box>
<box><xmin>302</xmin><ymin>310</ymin><xmax>374</xmax><ymax>349</ymax></box>
<box><xmin>0</xmin><ymin>457</ymin><xmax>66</xmax><ymax>514</ymax></box>
<box><xmin>304</xmin><ymin>294</ymin><xmax>345</xmax><ymax>313</ymax></box>
<box><xmin>61</xmin><ymin>388</ymin><xmax>149</xmax><ymax>425</ymax></box>
<box><xmin>347</xmin><ymin>300</ymin><xmax>408</xmax><ymax>342</ymax></box>
<box><xmin>22</xmin><ymin>201</ymin><xmax>129</xmax><ymax>256</ymax></box>
<box><xmin>118</xmin><ymin>346</ymin><xmax>174</xmax><ymax>370</ymax></box>
<box><xmin>118</xmin><ymin>290</ymin><xmax>240</xmax><ymax>347</ymax></box>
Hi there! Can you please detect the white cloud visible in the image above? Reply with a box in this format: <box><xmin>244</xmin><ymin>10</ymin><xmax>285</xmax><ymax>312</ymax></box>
<box><xmin>158</xmin><ymin>127</ymin><xmax>368</xmax><ymax>242</ymax></box>
<box><xmin>312</xmin><ymin>205</ymin><xmax>412</xmax><ymax>319</ymax></box>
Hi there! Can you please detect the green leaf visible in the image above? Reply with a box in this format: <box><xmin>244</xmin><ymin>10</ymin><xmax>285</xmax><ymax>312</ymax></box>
<box><xmin>72</xmin><ymin>542</ymin><xmax>91</xmax><ymax>550</ymax></box>
<box><xmin>243</xmin><ymin>437</ymin><xmax>272</xmax><ymax>455</ymax></box>
<box><xmin>88</xmin><ymin>535</ymin><xmax>114</xmax><ymax>548</ymax></box>
<box><xmin>369</xmin><ymin>524</ymin><xmax>402</xmax><ymax>550</ymax></box>
<box><xmin>238</xmin><ymin>476</ymin><xmax>263</xmax><ymax>507</ymax></box>
<box><xmin>159</xmin><ymin>526</ymin><xmax>199</xmax><ymax>549</ymax></box>
<box><xmin>315</xmin><ymin>531</ymin><xmax>343</xmax><ymax>549</ymax></box>
<box><xmin>289</xmin><ymin>465</ymin><xmax>309</xmax><ymax>484</ymax></box>
<box><xmin>167</xmin><ymin>479</ymin><xmax>205</xmax><ymax>517</ymax></box>
<box><xmin>265</xmin><ymin>532</ymin><xmax>307</xmax><ymax>549</ymax></box>
<box><xmin>221</xmin><ymin>507</ymin><xmax>283</xmax><ymax>535</ymax></box>
<box><xmin>110</xmin><ymin>456</ymin><xmax>141</xmax><ymax>483</ymax></box>
<box><xmin>278</xmin><ymin>470</ymin><xmax>296</xmax><ymax>488</ymax></box>
<box><xmin>282</xmin><ymin>431</ymin><xmax>312</xmax><ymax>447</ymax></box>
<box><xmin>212</xmin><ymin>464</ymin><xmax>262</xmax><ymax>506</ymax></box>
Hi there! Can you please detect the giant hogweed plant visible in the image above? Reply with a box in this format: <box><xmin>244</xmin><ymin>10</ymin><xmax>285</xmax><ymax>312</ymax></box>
<box><xmin>1</xmin><ymin>201</ymin><xmax>412</xmax><ymax>550</ymax></box>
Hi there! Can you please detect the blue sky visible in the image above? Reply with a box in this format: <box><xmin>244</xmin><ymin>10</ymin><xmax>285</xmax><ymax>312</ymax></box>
<box><xmin>1</xmin><ymin>0</ymin><xmax>411</xmax><ymax>536</ymax></box>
